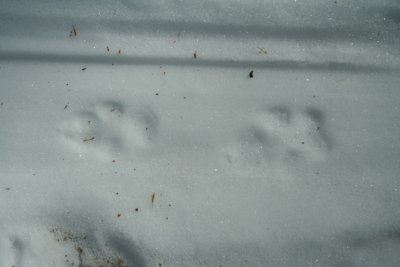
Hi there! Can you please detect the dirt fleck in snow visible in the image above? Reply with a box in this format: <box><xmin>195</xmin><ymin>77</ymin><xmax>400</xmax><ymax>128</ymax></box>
<box><xmin>69</xmin><ymin>25</ymin><xmax>77</xmax><ymax>37</ymax></box>
<box><xmin>249</xmin><ymin>70</ymin><xmax>254</xmax><ymax>78</ymax></box>
<box><xmin>151</xmin><ymin>192</ymin><xmax>156</xmax><ymax>207</ymax></box>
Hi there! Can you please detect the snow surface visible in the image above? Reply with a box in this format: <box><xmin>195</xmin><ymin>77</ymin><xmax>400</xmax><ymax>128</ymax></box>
<box><xmin>1</xmin><ymin>0</ymin><xmax>400</xmax><ymax>266</ymax></box>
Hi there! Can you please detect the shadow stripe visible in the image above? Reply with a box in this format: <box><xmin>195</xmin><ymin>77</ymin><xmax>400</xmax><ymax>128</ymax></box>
<box><xmin>0</xmin><ymin>51</ymin><xmax>394</xmax><ymax>73</ymax></box>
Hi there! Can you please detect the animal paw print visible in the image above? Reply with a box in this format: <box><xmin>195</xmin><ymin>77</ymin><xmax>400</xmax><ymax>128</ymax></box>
<box><xmin>59</xmin><ymin>100</ymin><xmax>158</xmax><ymax>160</ymax></box>
<box><xmin>226</xmin><ymin>106</ymin><xmax>331</xmax><ymax>166</ymax></box>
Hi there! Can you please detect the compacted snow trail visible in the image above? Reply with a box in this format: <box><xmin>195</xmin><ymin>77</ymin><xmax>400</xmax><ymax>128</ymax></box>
<box><xmin>1</xmin><ymin>0</ymin><xmax>400</xmax><ymax>266</ymax></box>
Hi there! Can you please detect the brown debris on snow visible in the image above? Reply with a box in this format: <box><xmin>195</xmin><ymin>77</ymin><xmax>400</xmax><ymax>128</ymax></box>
<box><xmin>151</xmin><ymin>192</ymin><xmax>156</xmax><ymax>207</ymax></box>
<box><xmin>69</xmin><ymin>25</ymin><xmax>77</xmax><ymax>37</ymax></box>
